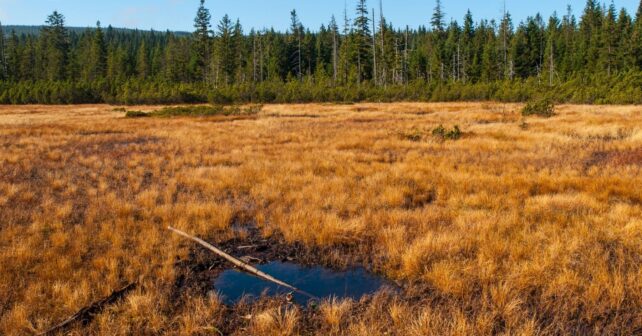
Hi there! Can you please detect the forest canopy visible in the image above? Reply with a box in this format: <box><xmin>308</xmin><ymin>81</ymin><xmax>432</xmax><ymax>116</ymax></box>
<box><xmin>0</xmin><ymin>0</ymin><xmax>641</xmax><ymax>104</ymax></box>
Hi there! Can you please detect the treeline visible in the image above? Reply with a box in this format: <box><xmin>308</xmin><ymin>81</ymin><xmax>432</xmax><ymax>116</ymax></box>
<box><xmin>0</xmin><ymin>0</ymin><xmax>641</xmax><ymax>104</ymax></box>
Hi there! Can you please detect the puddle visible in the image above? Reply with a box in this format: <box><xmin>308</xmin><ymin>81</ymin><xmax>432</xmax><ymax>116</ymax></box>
<box><xmin>213</xmin><ymin>262</ymin><xmax>393</xmax><ymax>305</ymax></box>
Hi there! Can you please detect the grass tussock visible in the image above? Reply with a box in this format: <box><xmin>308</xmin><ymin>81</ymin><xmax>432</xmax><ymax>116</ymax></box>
<box><xmin>521</xmin><ymin>97</ymin><xmax>555</xmax><ymax>117</ymax></box>
<box><xmin>0</xmin><ymin>102</ymin><xmax>640</xmax><ymax>335</ymax></box>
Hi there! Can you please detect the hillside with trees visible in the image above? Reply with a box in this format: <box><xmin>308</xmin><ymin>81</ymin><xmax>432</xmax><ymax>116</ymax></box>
<box><xmin>0</xmin><ymin>0</ymin><xmax>641</xmax><ymax>104</ymax></box>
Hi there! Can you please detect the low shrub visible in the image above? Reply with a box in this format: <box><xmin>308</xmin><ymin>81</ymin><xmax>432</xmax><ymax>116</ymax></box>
<box><xmin>522</xmin><ymin>98</ymin><xmax>555</xmax><ymax>117</ymax></box>
<box><xmin>432</xmin><ymin>125</ymin><xmax>462</xmax><ymax>140</ymax></box>
<box><xmin>125</xmin><ymin>110</ymin><xmax>150</xmax><ymax>118</ymax></box>
<box><xmin>152</xmin><ymin>104</ymin><xmax>262</xmax><ymax>117</ymax></box>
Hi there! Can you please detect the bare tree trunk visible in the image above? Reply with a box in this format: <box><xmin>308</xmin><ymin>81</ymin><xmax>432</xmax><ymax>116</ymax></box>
<box><xmin>549</xmin><ymin>39</ymin><xmax>554</xmax><ymax>86</ymax></box>
<box><xmin>252</xmin><ymin>35</ymin><xmax>257</xmax><ymax>82</ymax></box>
<box><xmin>259</xmin><ymin>32</ymin><xmax>264</xmax><ymax>82</ymax></box>
<box><xmin>372</xmin><ymin>9</ymin><xmax>377</xmax><ymax>86</ymax></box>
<box><xmin>332</xmin><ymin>27</ymin><xmax>338</xmax><ymax>84</ymax></box>
<box><xmin>502</xmin><ymin>0</ymin><xmax>508</xmax><ymax>80</ymax></box>
<box><xmin>379</xmin><ymin>0</ymin><xmax>386</xmax><ymax>86</ymax></box>
<box><xmin>404</xmin><ymin>27</ymin><xmax>408</xmax><ymax>84</ymax></box>
<box><xmin>298</xmin><ymin>36</ymin><xmax>302</xmax><ymax>81</ymax></box>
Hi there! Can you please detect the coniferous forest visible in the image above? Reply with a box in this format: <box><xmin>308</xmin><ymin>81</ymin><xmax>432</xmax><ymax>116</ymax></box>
<box><xmin>1</xmin><ymin>0</ymin><xmax>642</xmax><ymax>104</ymax></box>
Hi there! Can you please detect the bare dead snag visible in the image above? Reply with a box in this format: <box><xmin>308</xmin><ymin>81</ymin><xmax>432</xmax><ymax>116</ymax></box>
<box><xmin>168</xmin><ymin>226</ymin><xmax>317</xmax><ymax>300</ymax></box>
<box><xmin>39</xmin><ymin>282</ymin><xmax>137</xmax><ymax>335</ymax></box>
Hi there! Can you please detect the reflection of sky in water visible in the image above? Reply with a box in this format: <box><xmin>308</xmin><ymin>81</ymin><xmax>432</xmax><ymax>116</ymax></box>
<box><xmin>214</xmin><ymin>262</ymin><xmax>393</xmax><ymax>305</ymax></box>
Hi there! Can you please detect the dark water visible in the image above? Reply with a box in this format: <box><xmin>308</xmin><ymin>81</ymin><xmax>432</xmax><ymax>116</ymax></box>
<box><xmin>213</xmin><ymin>262</ymin><xmax>393</xmax><ymax>305</ymax></box>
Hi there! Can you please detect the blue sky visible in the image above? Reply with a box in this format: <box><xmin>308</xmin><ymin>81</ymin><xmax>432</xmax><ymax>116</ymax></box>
<box><xmin>0</xmin><ymin>0</ymin><xmax>639</xmax><ymax>31</ymax></box>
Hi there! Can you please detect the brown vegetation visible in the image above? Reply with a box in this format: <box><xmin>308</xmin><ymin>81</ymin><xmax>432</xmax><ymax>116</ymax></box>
<box><xmin>0</xmin><ymin>103</ymin><xmax>641</xmax><ymax>335</ymax></box>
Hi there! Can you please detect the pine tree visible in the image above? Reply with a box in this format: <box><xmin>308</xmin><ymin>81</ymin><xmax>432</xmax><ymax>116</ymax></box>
<box><xmin>192</xmin><ymin>0</ymin><xmax>212</xmax><ymax>81</ymax></box>
<box><xmin>42</xmin><ymin>11</ymin><xmax>70</xmax><ymax>81</ymax></box>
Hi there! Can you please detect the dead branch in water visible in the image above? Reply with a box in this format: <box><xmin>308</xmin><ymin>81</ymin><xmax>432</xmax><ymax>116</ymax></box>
<box><xmin>39</xmin><ymin>282</ymin><xmax>137</xmax><ymax>335</ymax></box>
<box><xmin>168</xmin><ymin>226</ymin><xmax>317</xmax><ymax>300</ymax></box>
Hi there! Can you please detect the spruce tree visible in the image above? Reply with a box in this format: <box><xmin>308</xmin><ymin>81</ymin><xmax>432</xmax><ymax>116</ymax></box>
<box><xmin>289</xmin><ymin>10</ymin><xmax>302</xmax><ymax>80</ymax></box>
<box><xmin>192</xmin><ymin>0</ymin><xmax>212</xmax><ymax>81</ymax></box>
<box><xmin>498</xmin><ymin>11</ymin><xmax>513</xmax><ymax>79</ymax></box>
<box><xmin>329</xmin><ymin>16</ymin><xmax>339</xmax><ymax>83</ymax></box>
<box><xmin>600</xmin><ymin>3</ymin><xmax>617</xmax><ymax>76</ymax></box>
<box><xmin>633</xmin><ymin>0</ymin><xmax>642</xmax><ymax>69</ymax></box>
<box><xmin>217</xmin><ymin>14</ymin><xmax>235</xmax><ymax>84</ymax></box>
<box><xmin>0</xmin><ymin>22</ymin><xmax>6</xmax><ymax>80</ymax></box>
<box><xmin>137</xmin><ymin>40</ymin><xmax>150</xmax><ymax>79</ymax></box>
<box><xmin>431</xmin><ymin>0</ymin><xmax>445</xmax><ymax>32</ymax></box>
<box><xmin>429</xmin><ymin>0</ymin><xmax>447</xmax><ymax>81</ymax></box>
<box><xmin>232</xmin><ymin>19</ymin><xmax>243</xmax><ymax>82</ymax></box>
<box><xmin>461</xmin><ymin>10</ymin><xmax>474</xmax><ymax>82</ymax></box>
<box><xmin>616</xmin><ymin>8</ymin><xmax>633</xmax><ymax>70</ymax></box>
<box><xmin>42</xmin><ymin>11</ymin><xmax>69</xmax><ymax>81</ymax></box>
<box><xmin>7</xmin><ymin>30</ymin><xmax>19</xmax><ymax>81</ymax></box>
<box><xmin>543</xmin><ymin>13</ymin><xmax>560</xmax><ymax>86</ymax></box>
<box><xmin>354</xmin><ymin>0</ymin><xmax>372</xmax><ymax>82</ymax></box>
<box><xmin>579</xmin><ymin>0</ymin><xmax>602</xmax><ymax>69</ymax></box>
<box><xmin>88</xmin><ymin>21</ymin><xmax>107</xmax><ymax>81</ymax></box>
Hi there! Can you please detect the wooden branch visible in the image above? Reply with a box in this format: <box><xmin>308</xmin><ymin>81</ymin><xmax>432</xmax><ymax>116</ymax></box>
<box><xmin>168</xmin><ymin>226</ymin><xmax>317</xmax><ymax>300</ymax></box>
<box><xmin>39</xmin><ymin>282</ymin><xmax>137</xmax><ymax>335</ymax></box>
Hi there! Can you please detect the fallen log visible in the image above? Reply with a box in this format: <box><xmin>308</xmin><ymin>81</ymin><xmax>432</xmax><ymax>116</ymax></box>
<box><xmin>39</xmin><ymin>282</ymin><xmax>137</xmax><ymax>335</ymax></box>
<box><xmin>168</xmin><ymin>226</ymin><xmax>317</xmax><ymax>300</ymax></box>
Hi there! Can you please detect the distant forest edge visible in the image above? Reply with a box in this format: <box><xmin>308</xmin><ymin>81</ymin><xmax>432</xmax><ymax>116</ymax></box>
<box><xmin>0</xmin><ymin>0</ymin><xmax>641</xmax><ymax>105</ymax></box>
<box><xmin>2</xmin><ymin>25</ymin><xmax>191</xmax><ymax>37</ymax></box>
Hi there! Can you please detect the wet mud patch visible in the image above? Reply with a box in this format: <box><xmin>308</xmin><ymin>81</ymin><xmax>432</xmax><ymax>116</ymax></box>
<box><xmin>76</xmin><ymin>129</ymin><xmax>129</xmax><ymax>136</ymax></box>
<box><xmin>55</xmin><ymin>135</ymin><xmax>165</xmax><ymax>159</ymax></box>
<box><xmin>196</xmin><ymin>115</ymin><xmax>259</xmax><ymax>123</ymax></box>
<box><xmin>171</xmin><ymin>226</ymin><xmax>402</xmax><ymax>317</ymax></box>
<box><xmin>169</xmin><ymin>225</ymin><xmax>409</xmax><ymax>335</ymax></box>
<box><xmin>264</xmin><ymin>113</ymin><xmax>322</xmax><ymax>119</ymax></box>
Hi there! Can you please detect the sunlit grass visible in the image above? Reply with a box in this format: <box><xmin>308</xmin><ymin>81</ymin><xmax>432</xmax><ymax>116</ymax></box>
<box><xmin>0</xmin><ymin>102</ymin><xmax>640</xmax><ymax>335</ymax></box>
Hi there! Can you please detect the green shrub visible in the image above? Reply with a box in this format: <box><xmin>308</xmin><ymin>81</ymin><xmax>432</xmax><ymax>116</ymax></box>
<box><xmin>125</xmin><ymin>110</ymin><xmax>150</xmax><ymax>118</ymax></box>
<box><xmin>521</xmin><ymin>98</ymin><xmax>555</xmax><ymax>117</ymax></box>
<box><xmin>432</xmin><ymin>125</ymin><xmax>462</xmax><ymax>140</ymax></box>
<box><xmin>145</xmin><ymin>104</ymin><xmax>263</xmax><ymax>117</ymax></box>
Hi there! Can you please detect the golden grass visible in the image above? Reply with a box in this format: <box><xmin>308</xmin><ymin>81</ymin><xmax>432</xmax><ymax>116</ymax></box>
<box><xmin>0</xmin><ymin>102</ymin><xmax>641</xmax><ymax>335</ymax></box>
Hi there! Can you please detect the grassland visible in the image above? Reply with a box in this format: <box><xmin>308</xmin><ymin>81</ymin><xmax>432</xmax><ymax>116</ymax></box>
<box><xmin>0</xmin><ymin>103</ymin><xmax>641</xmax><ymax>335</ymax></box>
